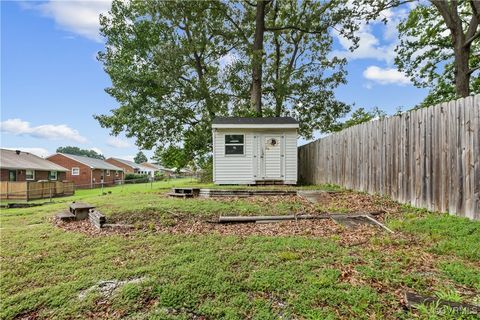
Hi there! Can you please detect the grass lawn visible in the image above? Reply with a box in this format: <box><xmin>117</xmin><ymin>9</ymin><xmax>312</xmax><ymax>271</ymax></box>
<box><xmin>1</xmin><ymin>179</ymin><xmax>479</xmax><ymax>319</ymax></box>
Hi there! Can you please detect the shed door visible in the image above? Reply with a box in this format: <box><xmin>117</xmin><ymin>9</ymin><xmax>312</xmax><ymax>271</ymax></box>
<box><xmin>261</xmin><ymin>135</ymin><xmax>283</xmax><ymax>179</ymax></box>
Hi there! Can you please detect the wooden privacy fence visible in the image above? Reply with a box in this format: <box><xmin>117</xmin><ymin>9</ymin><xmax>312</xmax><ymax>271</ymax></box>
<box><xmin>0</xmin><ymin>181</ymin><xmax>75</xmax><ymax>201</ymax></box>
<box><xmin>298</xmin><ymin>95</ymin><xmax>479</xmax><ymax>220</ymax></box>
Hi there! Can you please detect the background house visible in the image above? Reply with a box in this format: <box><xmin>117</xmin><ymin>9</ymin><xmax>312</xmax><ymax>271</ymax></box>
<box><xmin>141</xmin><ymin>162</ymin><xmax>175</xmax><ymax>177</ymax></box>
<box><xmin>0</xmin><ymin>149</ymin><xmax>68</xmax><ymax>181</ymax></box>
<box><xmin>212</xmin><ymin>117</ymin><xmax>299</xmax><ymax>185</ymax></box>
<box><xmin>106</xmin><ymin>158</ymin><xmax>157</xmax><ymax>177</ymax></box>
<box><xmin>47</xmin><ymin>153</ymin><xmax>124</xmax><ymax>188</ymax></box>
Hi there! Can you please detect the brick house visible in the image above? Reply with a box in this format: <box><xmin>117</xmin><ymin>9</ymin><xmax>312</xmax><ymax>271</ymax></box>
<box><xmin>0</xmin><ymin>149</ymin><xmax>68</xmax><ymax>181</ymax></box>
<box><xmin>47</xmin><ymin>153</ymin><xmax>124</xmax><ymax>188</ymax></box>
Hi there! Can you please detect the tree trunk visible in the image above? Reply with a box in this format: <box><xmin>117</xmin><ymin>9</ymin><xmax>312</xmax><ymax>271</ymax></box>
<box><xmin>274</xmin><ymin>32</ymin><xmax>282</xmax><ymax>116</ymax></box>
<box><xmin>450</xmin><ymin>18</ymin><xmax>471</xmax><ymax>97</ymax></box>
<box><xmin>251</xmin><ymin>0</ymin><xmax>268</xmax><ymax>116</ymax></box>
<box><xmin>453</xmin><ymin>42</ymin><xmax>471</xmax><ymax>97</ymax></box>
<box><xmin>431</xmin><ymin>0</ymin><xmax>473</xmax><ymax>97</ymax></box>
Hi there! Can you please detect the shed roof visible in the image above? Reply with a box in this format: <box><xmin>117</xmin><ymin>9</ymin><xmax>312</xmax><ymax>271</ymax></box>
<box><xmin>212</xmin><ymin>117</ymin><xmax>299</xmax><ymax>128</ymax></box>
<box><xmin>57</xmin><ymin>153</ymin><xmax>123</xmax><ymax>171</ymax></box>
<box><xmin>0</xmin><ymin>149</ymin><xmax>68</xmax><ymax>171</ymax></box>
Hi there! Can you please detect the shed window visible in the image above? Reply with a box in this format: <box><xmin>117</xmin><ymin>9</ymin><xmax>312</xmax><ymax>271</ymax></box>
<box><xmin>72</xmin><ymin>167</ymin><xmax>80</xmax><ymax>176</ymax></box>
<box><xmin>26</xmin><ymin>169</ymin><xmax>35</xmax><ymax>181</ymax></box>
<box><xmin>49</xmin><ymin>171</ymin><xmax>57</xmax><ymax>180</ymax></box>
<box><xmin>225</xmin><ymin>134</ymin><xmax>244</xmax><ymax>155</ymax></box>
<box><xmin>106</xmin><ymin>170</ymin><xmax>110</xmax><ymax>176</ymax></box>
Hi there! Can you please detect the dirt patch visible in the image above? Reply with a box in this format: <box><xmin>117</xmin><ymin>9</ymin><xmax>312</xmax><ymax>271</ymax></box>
<box><xmin>55</xmin><ymin>215</ymin><xmax>382</xmax><ymax>246</ymax></box>
<box><xmin>209</xmin><ymin>192</ymin><xmax>401</xmax><ymax>217</ymax></box>
<box><xmin>78</xmin><ymin>277</ymin><xmax>147</xmax><ymax>300</ymax></box>
<box><xmin>54</xmin><ymin>191</ymin><xmax>400</xmax><ymax>244</ymax></box>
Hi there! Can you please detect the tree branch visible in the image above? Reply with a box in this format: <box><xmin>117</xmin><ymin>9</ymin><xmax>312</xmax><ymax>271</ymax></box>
<box><xmin>464</xmin><ymin>29</ymin><xmax>480</xmax><ymax>47</ymax></box>
<box><xmin>431</xmin><ymin>0</ymin><xmax>456</xmax><ymax>30</ymax></box>
<box><xmin>265</xmin><ymin>25</ymin><xmax>328</xmax><ymax>34</ymax></box>
<box><xmin>464</xmin><ymin>1</ymin><xmax>479</xmax><ymax>47</ymax></box>
<box><xmin>468</xmin><ymin>65</ymin><xmax>480</xmax><ymax>75</ymax></box>
<box><xmin>224</xmin><ymin>12</ymin><xmax>251</xmax><ymax>45</ymax></box>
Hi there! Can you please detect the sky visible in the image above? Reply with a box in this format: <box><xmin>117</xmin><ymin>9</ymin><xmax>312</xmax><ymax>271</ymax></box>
<box><xmin>1</xmin><ymin>0</ymin><xmax>428</xmax><ymax>158</ymax></box>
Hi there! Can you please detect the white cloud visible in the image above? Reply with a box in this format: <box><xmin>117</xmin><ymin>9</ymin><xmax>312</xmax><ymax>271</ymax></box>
<box><xmin>107</xmin><ymin>137</ymin><xmax>131</xmax><ymax>148</ymax></box>
<box><xmin>332</xmin><ymin>24</ymin><xmax>397</xmax><ymax>64</ymax></box>
<box><xmin>219</xmin><ymin>52</ymin><xmax>237</xmax><ymax>67</ymax></box>
<box><xmin>363</xmin><ymin>66</ymin><xmax>410</xmax><ymax>85</ymax></box>
<box><xmin>0</xmin><ymin>118</ymin><xmax>87</xmax><ymax>143</ymax></box>
<box><xmin>23</xmin><ymin>0</ymin><xmax>112</xmax><ymax>42</ymax></box>
<box><xmin>331</xmin><ymin>7</ymin><xmax>409</xmax><ymax>64</ymax></box>
<box><xmin>3</xmin><ymin>147</ymin><xmax>51</xmax><ymax>158</ymax></box>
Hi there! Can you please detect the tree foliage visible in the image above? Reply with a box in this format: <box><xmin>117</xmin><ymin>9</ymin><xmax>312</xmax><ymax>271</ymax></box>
<box><xmin>154</xmin><ymin>146</ymin><xmax>190</xmax><ymax>172</ymax></box>
<box><xmin>133</xmin><ymin>151</ymin><xmax>148</xmax><ymax>164</ymax></box>
<box><xmin>356</xmin><ymin>0</ymin><xmax>479</xmax><ymax>105</ymax></box>
<box><xmin>96</xmin><ymin>0</ymin><xmax>231</xmax><ymax>164</ymax></box>
<box><xmin>223</xmin><ymin>0</ymin><xmax>358</xmax><ymax>135</ymax></box>
<box><xmin>96</xmin><ymin>0</ymin><xmax>358</xmax><ymax>164</ymax></box>
<box><xmin>56</xmin><ymin>146</ymin><xmax>105</xmax><ymax>159</ymax></box>
<box><xmin>330</xmin><ymin>107</ymin><xmax>386</xmax><ymax>132</ymax></box>
<box><xmin>395</xmin><ymin>0</ymin><xmax>479</xmax><ymax>105</ymax></box>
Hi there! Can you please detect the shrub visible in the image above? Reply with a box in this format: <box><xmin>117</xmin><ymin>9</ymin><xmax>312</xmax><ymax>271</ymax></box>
<box><xmin>197</xmin><ymin>157</ymin><xmax>212</xmax><ymax>183</ymax></box>
<box><xmin>124</xmin><ymin>173</ymin><xmax>149</xmax><ymax>183</ymax></box>
<box><xmin>154</xmin><ymin>171</ymin><xmax>166</xmax><ymax>181</ymax></box>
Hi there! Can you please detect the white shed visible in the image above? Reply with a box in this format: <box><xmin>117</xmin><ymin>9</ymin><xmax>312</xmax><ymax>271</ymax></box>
<box><xmin>212</xmin><ymin>117</ymin><xmax>299</xmax><ymax>185</ymax></box>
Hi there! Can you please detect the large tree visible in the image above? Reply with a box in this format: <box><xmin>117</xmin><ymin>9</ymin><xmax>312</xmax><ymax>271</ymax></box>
<box><xmin>358</xmin><ymin>0</ymin><xmax>479</xmax><ymax>104</ymax></box>
<box><xmin>96</xmin><ymin>0</ymin><xmax>231</xmax><ymax>162</ymax></box>
<box><xmin>243</xmin><ymin>0</ymin><xmax>357</xmax><ymax>121</ymax></box>
<box><xmin>220</xmin><ymin>0</ymin><xmax>358</xmax><ymax>135</ymax></box>
<box><xmin>133</xmin><ymin>151</ymin><xmax>148</xmax><ymax>164</ymax></box>
<box><xmin>96</xmin><ymin>0</ymin><xmax>356</xmax><ymax>163</ymax></box>
<box><xmin>56</xmin><ymin>146</ymin><xmax>105</xmax><ymax>159</ymax></box>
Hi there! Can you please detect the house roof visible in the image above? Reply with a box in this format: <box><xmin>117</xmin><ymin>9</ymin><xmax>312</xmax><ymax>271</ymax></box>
<box><xmin>57</xmin><ymin>153</ymin><xmax>123</xmax><ymax>171</ymax></box>
<box><xmin>141</xmin><ymin>162</ymin><xmax>168</xmax><ymax>171</ymax></box>
<box><xmin>108</xmin><ymin>158</ymin><xmax>153</xmax><ymax>171</ymax></box>
<box><xmin>212</xmin><ymin>117</ymin><xmax>299</xmax><ymax>128</ymax></box>
<box><xmin>0</xmin><ymin>149</ymin><xmax>68</xmax><ymax>171</ymax></box>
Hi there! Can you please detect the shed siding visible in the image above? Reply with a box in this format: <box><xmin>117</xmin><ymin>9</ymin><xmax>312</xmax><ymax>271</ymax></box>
<box><xmin>214</xmin><ymin>129</ymin><xmax>255</xmax><ymax>184</ymax></box>
<box><xmin>284</xmin><ymin>133</ymin><xmax>298</xmax><ymax>182</ymax></box>
<box><xmin>213</xmin><ymin>128</ymin><xmax>297</xmax><ymax>184</ymax></box>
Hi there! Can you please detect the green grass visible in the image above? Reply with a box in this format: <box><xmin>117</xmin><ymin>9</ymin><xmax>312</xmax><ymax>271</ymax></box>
<box><xmin>1</xmin><ymin>180</ymin><xmax>479</xmax><ymax>319</ymax></box>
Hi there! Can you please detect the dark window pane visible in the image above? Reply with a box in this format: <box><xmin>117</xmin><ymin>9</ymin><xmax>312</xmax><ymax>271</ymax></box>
<box><xmin>225</xmin><ymin>134</ymin><xmax>244</xmax><ymax>144</ymax></box>
<box><xmin>225</xmin><ymin>145</ymin><xmax>244</xmax><ymax>155</ymax></box>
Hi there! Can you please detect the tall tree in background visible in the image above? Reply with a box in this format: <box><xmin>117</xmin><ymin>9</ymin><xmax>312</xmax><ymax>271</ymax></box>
<box><xmin>56</xmin><ymin>146</ymin><xmax>105</xmax><ymax>159</ymax></box>
<box><xmin>358</xmin><ymin>0</ymin><xmax>479</xmax><ymax>105</ymax></box>
<box><xmin>250</xmin><ymin>0</ymin><xmax>269</xmax><ymax>116</ymax></box>
<box><xmin>224</xmin><ymin>0</ymin><xmax>358</xmax><ymax>136</ymax></box>
<box><xmin>330</xmin><ymin>107</ymin><xmax>386</xmax><ymax>132</ymax></box>
<box><xmin>134</xmin><ymin>151</ymin><xmax>148</xmax><ymax>164</ymax></box>
<box><xmin>96</xmin><ymin>0</ymin><xmax>231</xmax><ymax>163</ymax></box>
<box><xmin>97</xmin><ymin>0</ymin><xmax>358</xmax><ymax>164</ymax></box>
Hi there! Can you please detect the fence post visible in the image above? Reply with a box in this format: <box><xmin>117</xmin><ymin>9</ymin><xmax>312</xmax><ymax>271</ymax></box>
<box><xmin>49</xmin><ymin>183</ymin><xmax>52</xmax><ymax>202</ymax></box>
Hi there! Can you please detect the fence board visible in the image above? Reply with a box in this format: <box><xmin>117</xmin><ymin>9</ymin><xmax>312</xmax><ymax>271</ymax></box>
<box><xmin>0</xmin><ymin>181</ymin><xmax>75</xmax><ymax>201</ymax></box>
<box><xmin>298</xmin><ymin>95</ymin><xmax>480</xmax><ymax>220</ymax></box>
